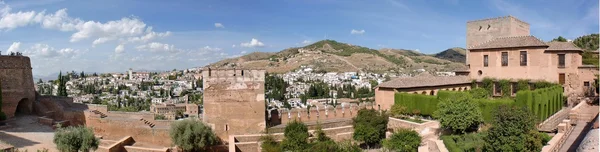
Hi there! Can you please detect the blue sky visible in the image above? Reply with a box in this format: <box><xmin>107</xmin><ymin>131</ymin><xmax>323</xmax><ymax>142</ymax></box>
<box><xmin>0</xmin><ymin>0</ymin><xmax>597</xmax><ymax>77</ymax></box>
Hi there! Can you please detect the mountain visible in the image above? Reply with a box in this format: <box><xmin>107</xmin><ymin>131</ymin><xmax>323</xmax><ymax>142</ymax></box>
<box><xmin>434</xmin><ymin>47</ymin><xmax>466</xmax><ymax>63</ymax></box>
<box><xmin>208</xmin><ymin>40</ymin><xmax>467</xmax><ymax>74</ymax></box>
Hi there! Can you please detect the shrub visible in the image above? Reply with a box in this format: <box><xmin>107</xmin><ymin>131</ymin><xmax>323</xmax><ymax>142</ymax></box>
<box><xmin>475</xmin><ymin>98</ymin><xmax>515</xmax><ymax>123</ymax></box>
<box><xmin>498</xmin><ymin>79</ymin><xmax>511</xmax><ymax>97</ymax></box>
<box><xmin>482</xmin><ymin>78</ymin><xmax>495</xmax><ymax>94</ymax></box>
<box><xmin>281</xmin><ymin>120</ymin><xmax>309</xmax><ymax>151</ymax></box>
<box><xmin>260</xmin><ymin>134</ymin><xmax>281</xmax><ymax>152</ymax></box>
<box><xmin>441</xmin><ymin>133</ymin><xmax>485</xmax><ymax>152</ymax></box>
<box><xmin>540</xmin><ymin>132</ymin><xmax>552</xmax><ymax>145</ymax></box>
<box><xmin>353</xmin><ymin>109</ymin><xmax>388</xmax><ymax>148</ymax></box>
<box><xmin>154</xmin><ymin>114</ymin><xmax>166</xmax><ymax>120</ymax></box>
<box><xmin>169</xmin><ymin>119</ymin><xmax>218</xmax><ymax>152</ymax></box>
<box><xmin>394</xmin><ymin>93</ymin><xmax>438</xmax><ymax>116</ymax></box>
<box><xmin>469</xmin><ymin>88</ymin><xmax>489</xmax><ymax>99</ymax></box>
<box><xmin>434</xmin><ymin>95</ymin><xmax>483</xmax><ymax>134</ymax></box>
<box><xmin>390</xmin><ymin>104</ymin><xmax>407</xmax><ymax>118</ymax></box>
<box><xmin>53</xmin><ymin>126</ymin><xmax>99</xmax><ymax>152</ymax></box>
<box><xmin>517</xmin><ymin>79</ymin><xmax>530</xmax><ymax>91</ymax></box>
<box><xmin>471</xmin><ymin>80</ymin><xmax>478</xmax><ymax>88</ymax></box>
<box><xmin>484</xmin><ymin>105</ymin><xmax>539</xmax><ymax>152</ymax></box>
<box><xmin>383</xmin><ymin>129</ymin><xmax>422</xmax><ymax>152</ymax></box>
<box><xmin>533</xmin><ymin>80</ymin><xmax>557</xmax><ymax>89</ymax></box>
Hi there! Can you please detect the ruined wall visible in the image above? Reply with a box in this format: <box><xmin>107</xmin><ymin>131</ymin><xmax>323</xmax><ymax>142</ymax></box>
<box><xmin>203</xmin><ymin>69</ymin><xmax>266</xmax><ymax>141</ymax></box>
<box><xmin>0</xmin><ymin>56</ymin><xmax>36</xmax><ymax>118</ymax></box>
<box><xmin>268</xmin><ymin>102</ymin><xmax>374</xmax><ymax>125</ymax></box>
<box><xmin>375</xmin><ymin>84</ymin><xmax>471</xmax><ymax>111</ymax></box>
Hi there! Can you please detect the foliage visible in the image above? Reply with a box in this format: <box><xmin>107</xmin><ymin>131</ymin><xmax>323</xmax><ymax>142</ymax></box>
<box><xmin>517</xmin><ymin>79</ymin><xmax>530</xmax><ymax>91</ymax></box>
<box><xmin>515</xmin><ymin>86</ymin><xmax>563</xmax><ymax>122</ymax></box>
<box><xmin>169</xmin><ymin>119</ymin><xmax>218</xmax><ymax>152</ymax></box>
<box><xmin>353</xmin><ymin>109</ymin><xmax>388</xmax><ymax>148</ymax></box>
<box><xmin>551</xmin><ymin>36</ymin><xmax>568</xmax><ymax>42</ymax></box>
<box><xmin>481</xmin><ymin>78</ymin><xmax>495</xmax><ymax>95</ymax></box>
<box><xmin>441</xmin><ymin>133</ymin><xmax>485</xmax><ymax>152</ymax></box>
<box><xmin>498</xmin><ymin>79</ymin><xmax>511</xmax><ymax>97</ymax></box>
<box><xmin>469</xmin><ymin>88</ymin><xmax>489</xmax><ymax>99</ymax></box>
<box><xmin>314</xmin><ymin>125</ymin><xmax>331</xmax><ymax>142</ymax></box>
<box><xmin>573</xmin><ymin>34</ymin><xmax>599</xmax><ymax>51</ymax></box>
<box><xmin>307</xmin><ymin>40</ymin><xmax>407</xmax><ymax>65</ymax></box>
<box><xmin>471</xmin><ymin>80</ymin><xmax>477</xmax><ymax>88</ymax></box>
<box><xmin>533</xmin><ymin>80</ymin><xmax>556</xmax><ymax>89</ymax></box>
<box><xmin>390</xmin><ymin>104</ymin><xmax>407</xmax><ymax>117</ymax></box>
<box><xmin>53</xmin><ymin>126</ymin><xmax>99</xmax><ymax>152</ymax></box>
<box><xmin>265</xmin><ymin>73</ymin><xmax>287</xmax><ymax>101</ymax></box>
<box><xmin>394</xmin><ymin>93</ymin><xmax>438</xmax><ymax>116</ymax></box>
<box><xmin>433</xmin><ymin>95</ymin><xmax>483</xmax><ymax>134</ymax></box>
<box><xmin>475</xmin><ymin>98</ymin><xmax>515</xmax><ymax>123</ymax></box>
<box><xmin>483</xmin><ymin>105</ymin><xmax>539</xmax><ymax>152</ymax></box>
<box><xmin>259</xmin><ymin>134</ymin><xmax>281</xmax><ymax>152</ymax></box>
<box><xmin>154</xmin><ymin>114</ymin><xmax>166</xmax><ymax>120</ymax></box>
<box><xmin>540</xmin><ymin>132</ymin><xmax>552</xmax><ymax>145</ymax></box>
<box><xmin>382</xmin><ymin>129</ymin><xmax>421</xmax><ymax>152</ymax></box>
<box><xmin>280</xmin><ymin>120</ymin><xmax>309</xmax><ymax>151</ymax></box>
<box><xmin>306</xmin><ymin>82</ymin><xmax>331</xmax><ymax>98</ymax></box>
<box><xmin>57</xmin><ymin>71</ymin><xmax>68</xmax><ymax>97</ymax></box>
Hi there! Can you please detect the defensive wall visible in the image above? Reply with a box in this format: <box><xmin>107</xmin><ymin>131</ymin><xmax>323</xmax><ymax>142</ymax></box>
<box><xmin>267</xmin><ymin>102</ymin><xmax>375</xmax><ymax>126</ymax></box>
<box><xmin>202</xmin><ymin>68</ymin><xmax>266</xmax><ymax>141</ymax></box>
<box><xmin>0</xmin><ymin>56</ymin><xmax>36</xmax><ymax>118</ymax></box>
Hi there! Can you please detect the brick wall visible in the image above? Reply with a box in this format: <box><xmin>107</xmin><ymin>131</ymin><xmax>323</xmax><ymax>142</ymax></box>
<box><xmin>0</xmin><ymin>56</ymin><xmax>35</xmax><ymax>118</ymax></box>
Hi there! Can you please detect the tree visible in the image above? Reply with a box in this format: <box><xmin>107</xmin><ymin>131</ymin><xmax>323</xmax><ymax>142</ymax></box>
<box><xmin>169</xmin><ymin>119</ymin><xmax>218</xmax><ymax>152</ymax></box>
<box><xmin>280</xmin><ymin>120</ymin><xmax>309</xmax><ymax>151</ymax></box>
<box><xmin>80</xmin><ymin>71</ymin><xmax>85</xmax><ymax>79</ymax></box>
<box><xmin>57</xmin><ymin>71</ymin><xmax>68</xmax><ymax>97</ymax></box>
<box><xmin>353</xmin><ymin>109</ymin><xmax>388</xmax><ymax>148</ymax></box>
<box><xmin>53</xmin><ymin>126</ymin><xmax>99</xmax><ymax>152</ymax></box>
<box><xmin>390</xmin><ymin>104</ymin><xmax>407</xmax><ymax>118</ymax></box>
<box><xmin>484</xmin><ymin>105</ymin><xmax>541</xmax><ymax>152</ymax></box>
<box><xmin>433</xmin><ymin>95</ymin><xmax>483</xmax><ymax>134</ymax></box>
<box><xmin>259</xmin><ymin>134</ymin><xmax>281</xmax><ymax>152</ymax></box>
<box><xmin>383</xmin><ymin>129</ymin><xmax>421</xmax><ymax>152</ymax></box>
<box><xmin>552</xmin><ymin>36</ymin><xmax>568</xmax><ymax>42</ymax></box>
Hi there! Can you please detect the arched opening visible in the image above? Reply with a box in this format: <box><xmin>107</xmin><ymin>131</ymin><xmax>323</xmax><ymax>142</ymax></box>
<box><xmin>15</xmin><ymin>98</ymin><xmax>31</xmax><ymax>115</ymax></box>
<box><xmin>452</xmin><ymin>88</ymin><xmax>456</xmax><ymax>91</ymax></box>
<box><xmin>430</xmin><ymin>90</ymin><xmax>435</xmax><ymax>96</ymax></box>
<box><xmin>421</xmin><ymin>91</ymin><xmax>427</xmax><ymax>95</ymax></box>
<box><xmin>459</xmin><ymin>88</ymin><xmax>463</xmax><ymax>91</ymax></box>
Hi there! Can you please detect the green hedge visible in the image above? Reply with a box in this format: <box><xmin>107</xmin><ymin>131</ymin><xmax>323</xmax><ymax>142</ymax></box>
<box><xmin>515</xmin><ymin>86</ymin><xmax>563</xmax><ymax>122</ymax></box>
<box><xmin>474</xmin><ymin>98</ymin><xmax>515</xmax><ymax>123</ymax></box>
<box><xmin>441</xmin><ymin>133</ymin><xmax>485</xmax><ymax>152</ymax></box>
<box><xmin>394</xmin><ymin>93</ymin><xmax>438</xmax><ymax>116</ymax></box>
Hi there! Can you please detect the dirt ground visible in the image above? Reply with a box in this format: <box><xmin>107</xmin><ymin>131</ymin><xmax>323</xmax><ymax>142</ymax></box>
<box><xmin>0</xmin><ymin>115</ymin><xmax>57</xmax><ymax>151</ymax></box>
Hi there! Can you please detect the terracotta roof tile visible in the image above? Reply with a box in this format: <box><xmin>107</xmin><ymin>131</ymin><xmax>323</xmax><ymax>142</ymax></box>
<box><xmin>546</xmin><ymin>41</ymin><xmax>583</xmax><ymax>52</ymax></box>
<box><xmin>469</xmin><ymin>36</ymin><xmax>548</xmax><ymax>50</ymax></box>
<box><xmin>377</xmin><ymin>74</ymin><xmax>471</xmax><ymax>89</ymax></box>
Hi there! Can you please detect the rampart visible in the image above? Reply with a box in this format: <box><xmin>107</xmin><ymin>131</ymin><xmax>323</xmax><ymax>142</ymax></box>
<box><xmin>203</xmin><ymin>68</ymin><xmax>266</xmax><ymax>141</ymax></box>
<box><xmin>267</xmin><ymin>102</ymin><xmax>375</xmax><ymax>126</ymax></box>
<box><xmin>0</xmin><ymin>56</ymin><xmax>35</xmax><ymax>118</ymax></box>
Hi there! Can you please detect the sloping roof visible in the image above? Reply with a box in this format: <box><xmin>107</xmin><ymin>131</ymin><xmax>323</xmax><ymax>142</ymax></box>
<box><xmin>377</xmin><ymin>73</ymin><xmax>471</xmax><ymax>89</ymax></box>
<box><xmin>469</xmin><ymin>36</ymin><xmax>548</xmax><ymax>50</ymax></box>
<box><xmin>546</xmin><ymin>41</ymin><xmax>583</xmax><ymax>52</ymax></box>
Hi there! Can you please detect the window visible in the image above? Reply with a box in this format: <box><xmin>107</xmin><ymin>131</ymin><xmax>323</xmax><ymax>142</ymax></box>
<box><xmin>558</xmin><ymin>54</ymin><xmax>565</xmax><ymax>68</ymax></box>
<box><xmin>494</xmin><ymin>83</ymin><xmax>502</xmax><ymax>96</ymax></box>
<box><xmin>520</xmin><ymin>51</ymin><xmax>527</xmax><ymax>66</ymax></box>
<box><xmin>584</xmin><ymin>81</ymin><xmax>590</xmax><ymax>87</ymax></box>
<box><xmin>483</xmin><ymin>55</ymin><xmax>489</xmax><ymax>67</ymax></box>
<box><xmin>559</xmin><ymin>73</ymin><xmax>565</xmax><ymax>85</ymax></box>
<box><xmin>511</xmin><ymin>83</ymin><xmax>518</xmax><ymax>95</ymax></box>
<box><xmin>501</xmin><ymin>52</ymin><xmax>508</xmax><ymax>66</ymax></box>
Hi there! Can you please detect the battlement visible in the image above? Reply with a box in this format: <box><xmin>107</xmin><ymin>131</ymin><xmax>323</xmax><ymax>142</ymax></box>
<box><xmin>467</xmin><ymin>15</ymin><xmax>529</xmax><ymax>25</ymax></box>
<box><xmin>202</xmin><ymin>68</ymin><xmax>265</xmax><ymax>82</ymax></box>
<box><xmin>268</xmin><ymin>102</ymin><xmax>375</xmax><ymax>125</ymax></box>
<box><xmin>0</xmin><ymin>56</ymin><xmax>32</xmax><ymax>69</ymax></box>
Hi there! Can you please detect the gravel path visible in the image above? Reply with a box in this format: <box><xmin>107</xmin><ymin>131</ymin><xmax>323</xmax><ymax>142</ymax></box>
<box><xmin>577</xmin><ymin>128</ymin><xmax>599</xmax><ymax>152</ymax></box>
<box><xmin>0</xmin><ymin>115</ymin><xmax>57</xmax><ymax>151</ymax></box>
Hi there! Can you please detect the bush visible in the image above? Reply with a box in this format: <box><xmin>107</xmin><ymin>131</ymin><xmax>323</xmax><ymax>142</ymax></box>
<box><xmin>517</xmin><ymin>79</ymin><xmax>530</xmax><ymax>91</ymax></box>
<box><xmin>53</xmin><ymin>126</ymin><xmax>99</xmax><ymax>152</ymax></box>
<box><xmin>484</xmin><ymin>105</ymin><xmax>539</xmax><ymax>152</ymax></box>
<box><xmin>540</xmin><ymin>132</ymin><xmax>552</xmax><ymax>145</ymax></box>
<box><xmin>260</xmin><ymin>134</ymin><xmax>281</xmax><ymax>152</ymax></box>
<box><xmin>394</xmin><ymin>93</ymin><xmax>438</xmax><ymax>116</ymax></box>
<box><xmin>469</xmin><ymin>88</ymin><xmax>489</xmax><ymax>99</ymax></box>
<box><xmin>281</xmin><ymin>120</ymin><xmax>309</xmax><ymax>151</ymax></box>
<box><xmin>434</xmin><ymin>95</ymin><xmax>483</xmax><ymax>134</ymax></box>
<box><xmin>390</xmin><ymin>104</ymin><xmax>407</xmax><ymax>118</ymax></box>
<box><xmin>498</xmin><ymin>79</ymin><xmax>511</xmax><ymax>97</ymax></box>
<box><xmin>353</xmin><ymin>109</ymin><xmax>388</xmax><ymax>148</ymax></box>
<box><xmin>482</xmin><ymin>78</ymin><xmax>495</xmax><ymax>94</ymax></box>
<box><xmin>154</xmin><ymin>114</ymin><xmax>166</xmax><ymax>120</ymax></box>
<box><xmin>475</xmin><ymin>98</ymin><xmax>515</xmax><ymax>123</ymax></box>
<box><xmin>169</xmin><ymin>119</ymin><xmax>218</xmax><ymax>151</ymax></box>
<box><xmin>441</xmin><ymin>133</ymin><xmax>485</xmax><ymax>152</ymax></box>
<box><xmin>383</xmin><ymin>129</ymin><xmax>421</xmax><ymax>152</ymax></box>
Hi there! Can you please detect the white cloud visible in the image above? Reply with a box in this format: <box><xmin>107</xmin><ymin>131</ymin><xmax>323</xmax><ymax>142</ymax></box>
<box><xmin>241</xmin><ymin>51</ymin><xmax>247</xmax><ymax>54</ymax></box>
<box><xmin>6</xmin><ymin>42</ymin><xmax>21</xmax><ymax>53</ymax></box>
<box><xmin>22</xmin><ymin>43</ymin><xmax>81</xmax><ymax>58</ymax></box>
<box><xmin>0</xmin><ymin>3</ymin><xmax>171</xmax><ymax>46</ymax></box>
<box><xmin>115</xmin><ymin>44</ymin><xmax>125</xmax><ymax>54</ymax></box>
<box><xmin>240</xmin><ymin>38</ymin><xmax>265</xmax><ymax>48</ymax></box>
<box><xmin>301</xmin><ymin>40</ymin><xmax>311</xmax><ymax>44</ymax></box>
<box><xmin>200</xmin><ymin>46</ymin><xmax>222</xmax><ymax>52</ymax></box>
<box><xmin>232</xmin><ymin>44</ymin><xmax>236</xmax><ymax>48</ymax></box>
<box><xmin>214</xmin><ymin>23</ymin><xmax>224</xmax><ymax>28</ymax></box>
<box><xmin>350</xmin><ymin>29</ymin><xmax>365</xmax><ymax>35</ymax></box>
<box><xmin>135</xmin><ymin>42</ymin><xmax>179</xmax><ymax>52</ymax></box>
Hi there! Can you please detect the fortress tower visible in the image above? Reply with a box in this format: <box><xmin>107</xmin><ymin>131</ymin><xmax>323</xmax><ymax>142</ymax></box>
<box><xmin>0</xmin><ymin>56</ymin><xmax>36</xmax><ymax>118</ymax></box>
<box><xmin>202</xmin><ymin>68</ymin><xmax>266</xmax><ymax>141</ymax></box>
<box><xmin>466</xmin><ymin>16</ymin><xmax>530</xmax><ymax>63</ymax></box>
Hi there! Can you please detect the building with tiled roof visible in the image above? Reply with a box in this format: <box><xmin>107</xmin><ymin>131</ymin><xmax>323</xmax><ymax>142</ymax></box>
<box><xmin>375</xmin><ymin>15</ymin><xmax>599</xmax><ymax>111</ymax></box>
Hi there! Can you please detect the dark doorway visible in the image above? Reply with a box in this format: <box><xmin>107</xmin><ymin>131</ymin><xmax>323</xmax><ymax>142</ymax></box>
<box><xmin>15</xmin><ymin>98</ymin><xmax>31</xmax><ymax>115</ymax></box>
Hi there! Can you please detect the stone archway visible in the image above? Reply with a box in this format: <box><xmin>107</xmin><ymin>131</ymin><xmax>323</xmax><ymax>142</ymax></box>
<box><xmin>15</xmin><ymin>98</ymin><xmax>32</xmax><ymax>115</ymax></box>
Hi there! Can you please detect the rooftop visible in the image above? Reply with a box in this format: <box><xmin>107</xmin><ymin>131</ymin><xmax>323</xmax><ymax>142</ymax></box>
<box><xmin>546</xmin><ymin>41</ymin><xmax>583</xmax><ymax>52</ymax></box>
<box><xmin>469</xmin><ymin>35</ymin><xmax>548</xmax><ymax>50</ymax></box>
<box><xmin>377</xmin><ymin>72</ymin><xmax>471</xmax><ymax>89</ymax></box>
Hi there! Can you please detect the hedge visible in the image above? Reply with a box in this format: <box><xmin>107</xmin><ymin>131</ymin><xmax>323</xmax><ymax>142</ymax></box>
<box><xmin>394</xmin><ymin>93</ymin><xmax>438</xmax><ymax>116</ymax></box>
<box><xmin>515</xmin><ymin>86</ymin><xmax>563</xmax><ymax>122</ymax></box>
<box><xmin>475</xmin><ymin>98</ymin><xmax>515</xmax><ymax>123</ymax></box>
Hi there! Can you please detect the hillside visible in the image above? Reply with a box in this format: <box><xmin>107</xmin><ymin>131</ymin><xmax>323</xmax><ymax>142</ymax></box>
<box><xmin>434</xmin><ymin>47</ymin><xmax>466</xmax><ymax>63</ymax></box>
<box><xmin>208</xmin><ymin>40</ymin><xmax>467</xmax><ymax>74</ymax></box>
<box><xmin>573</xmin><ymin>34</ymin><xmax>599</xmax><ymax>66</ymax></box>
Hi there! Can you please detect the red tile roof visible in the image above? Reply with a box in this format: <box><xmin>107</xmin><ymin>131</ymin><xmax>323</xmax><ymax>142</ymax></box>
<box><xmin>377</xmin><ymin>72</ymin><xmax>471</xmax><ymax>89</ymax></box>
<box><xmin>469</xmin><ymin>36</ymin><xmax>548</xmax><ymax>50</ymax></box>
<box><xmin>546</xmin><ymin>41</ymin><xmax>583</xmax><ymax>52</ymax></box>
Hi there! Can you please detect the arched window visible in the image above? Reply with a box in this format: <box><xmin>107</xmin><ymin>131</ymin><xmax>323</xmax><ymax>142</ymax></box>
<box><xmin>430</xmin><ymin>90</ymin><xmax>435</xmax><ymax>96</ymax></box>
<box><xmin>421</xmin><ymin>91</ymin><xmax>427</xmax><ymax>95</ymax></box>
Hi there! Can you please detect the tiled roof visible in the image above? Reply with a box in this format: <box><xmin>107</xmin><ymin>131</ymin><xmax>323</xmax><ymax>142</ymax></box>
<box><xmin>377</xmin><ymin>73</ymin><xmax>471</xmax><ymax>89</ymax></box>
<box><xmin>545</xmin><ymin>41</ymin><xmax>583</xmax><ymax>52</ymax></box>
<box><xmin>469</xmin><ymin>36</ymin><xmax>548</xmax><ymax>50</ymax></box>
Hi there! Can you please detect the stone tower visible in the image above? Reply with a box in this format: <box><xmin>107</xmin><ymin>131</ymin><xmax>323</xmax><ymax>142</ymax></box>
<box><xmin>202</xmin><ymin>68</ymin><xmax>266</xmax><ymax>141</ymax></box>
<box><xmin>0</xmin><ymin>56</ymin><xmax>36</xmax><ymax>118</ymax></box>
<box><xmin>466</xmin><ymin>16</ymin><xmax>530</xmax><ymax>63</ymax></box>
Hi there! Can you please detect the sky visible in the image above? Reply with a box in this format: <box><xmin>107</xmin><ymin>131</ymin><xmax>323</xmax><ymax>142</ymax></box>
<box><xmin>0</xmin><ymin>0</ymin><xmax>597</xmax><ymax>78</ymax></box>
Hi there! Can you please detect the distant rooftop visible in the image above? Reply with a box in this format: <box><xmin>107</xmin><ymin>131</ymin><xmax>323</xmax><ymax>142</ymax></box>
<box><xmin>546</xmin><ymin>41</ymin><xmax>583</xmax><ymax>52</ymax></box>
<box><xmin>469</xmin><ymin>35</ymin><xmax>548</xmax><ymax>50</ymax></box>
<box><xmin>377</xmin><ymin>72</ymin><xmax>471</xmax><ymax>89</ymax></box>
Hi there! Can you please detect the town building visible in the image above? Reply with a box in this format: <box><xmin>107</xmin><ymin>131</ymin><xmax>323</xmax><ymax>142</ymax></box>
<box><xmin>375</xmin><ymin>16</ymin><xmax>599</xmax><ymax>110</ymax></box>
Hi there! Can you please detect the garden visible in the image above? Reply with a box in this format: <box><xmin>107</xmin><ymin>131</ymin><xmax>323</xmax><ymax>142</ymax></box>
<box><xmin>392</xmin><ymin>78</ymin><xmax>562</xmax><ymax>152</ymax></box>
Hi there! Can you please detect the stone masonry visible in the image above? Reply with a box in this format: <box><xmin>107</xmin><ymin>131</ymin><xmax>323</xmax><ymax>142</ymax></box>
<box><xmin>203</xmin><ymin>68</ymin><xmax>266</xmax><ymax>141</ymax></box>
<box><xmin>466</xmin><ymin>16</ymin><xmax>530</xmax><ymax>63</ymax></box>
<box><xmin>0</xmin><ymin>56</ymin><xmax>36</xmax><ymax>118</ymax></box>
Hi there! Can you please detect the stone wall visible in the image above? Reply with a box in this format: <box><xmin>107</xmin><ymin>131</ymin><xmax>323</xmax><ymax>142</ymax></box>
<box><xmin>466</xmin><ymin>16</ymin><xmax>530</xmax><ymax>63</ymax></box>
<box><xmin>203</xmin><ymin>68</ymin><xmax>266</xmax><ymax>141</ymax></box>
<box><xmin>0</xmin><ymin>56</ymin><xmax>36</xmax><ymax>118</ymax></box>
<box><xmin>268</xmin><ymin>102</ymin><xmax>374</xmax><ymax>126</ymax></box>
<box><xmin>375</xmin><ymin>84</ymin><xmax>471</xmax><ymax>111</ymax></box>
